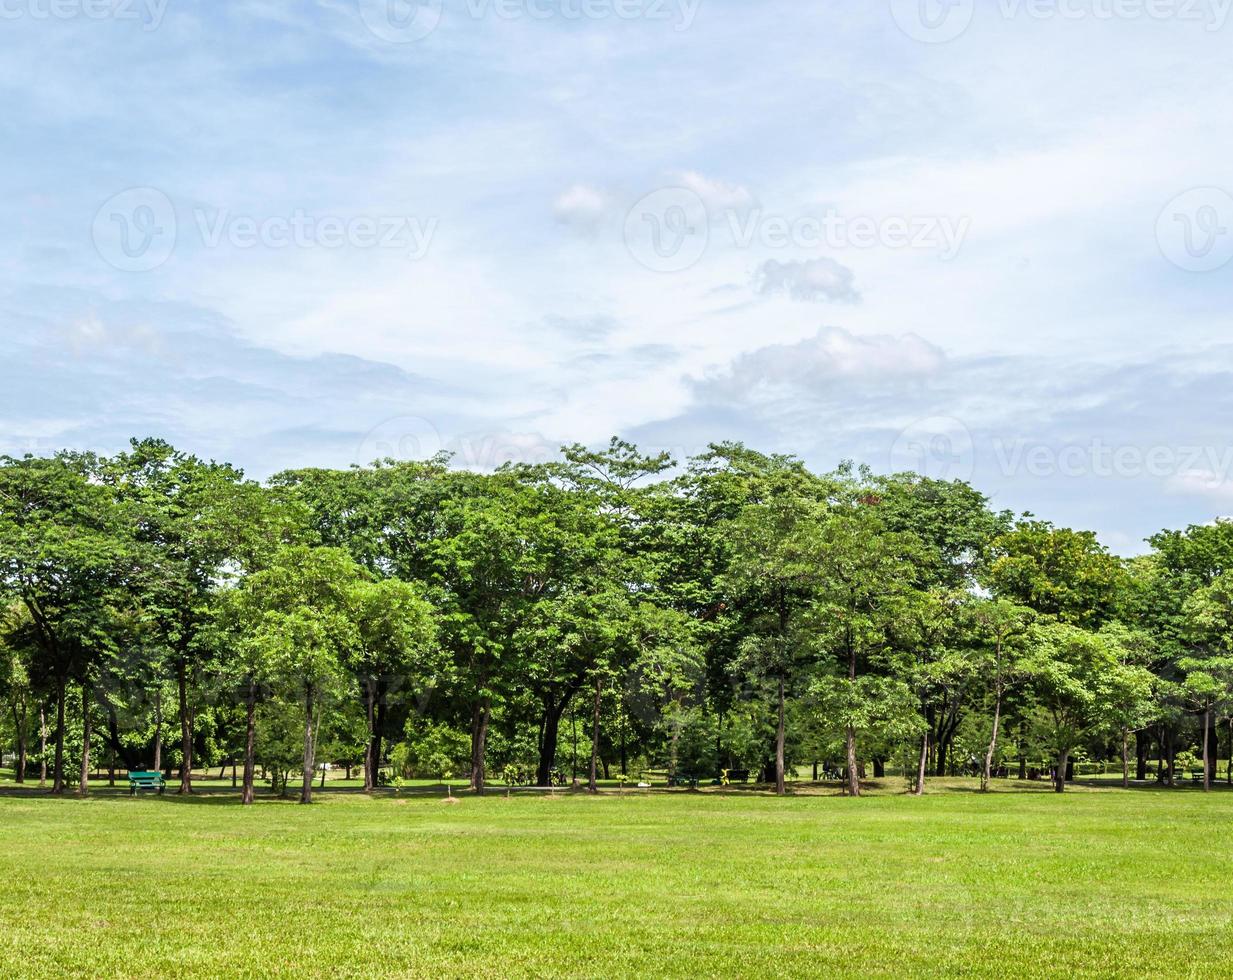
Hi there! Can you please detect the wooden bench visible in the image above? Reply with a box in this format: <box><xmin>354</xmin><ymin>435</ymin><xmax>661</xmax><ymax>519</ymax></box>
<box><xmin>128</xmin><ymin>771</ymin><xmax>165</xmax><ymax>795</ymax></box>
<box><xmin>667</xmin><ymin>773</ymin><xmax>700</xmax><ymax>788</ymax></box>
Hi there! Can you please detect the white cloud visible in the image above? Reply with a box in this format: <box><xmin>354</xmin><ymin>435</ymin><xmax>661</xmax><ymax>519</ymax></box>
<box><xmin>553</xmin><ymin>184</ymin><xmax>609</xmax><ymax>234</ymax></box>
<box><xmin>753</xmin><ymin>258</ymin><xmax>860</xmax><ymax>304</ymax></box>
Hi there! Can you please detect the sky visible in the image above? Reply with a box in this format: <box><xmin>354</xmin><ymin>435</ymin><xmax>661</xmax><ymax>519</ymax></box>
<box><xmin>4</xmin><ymin>0</ymin><xmax>1233</xmax><ymax>553</ymax></box>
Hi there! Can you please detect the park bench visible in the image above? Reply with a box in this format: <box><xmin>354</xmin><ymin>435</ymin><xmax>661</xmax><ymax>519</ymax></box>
<box><xmin>667</xmin><ymin>773</ymin><xmax>700</xmax><ymax>788</ymax></box>
<box><xmin>128</xmin><ymin>771</ymin><xmax>165</xmax><ymax>795</ymax></box>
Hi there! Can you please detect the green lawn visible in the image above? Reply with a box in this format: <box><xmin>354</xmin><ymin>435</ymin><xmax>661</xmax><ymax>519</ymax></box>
<box><xmin>0</xmin><ymin>778</ymin><xmax>1230</xmax><ymax>978</ymax></box>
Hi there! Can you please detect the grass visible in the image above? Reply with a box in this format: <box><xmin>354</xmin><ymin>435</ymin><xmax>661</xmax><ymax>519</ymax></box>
<box><xmin>0</xmin><ymin>776</ymin><xmax>1230</xmax><ymax>978</ymax></box>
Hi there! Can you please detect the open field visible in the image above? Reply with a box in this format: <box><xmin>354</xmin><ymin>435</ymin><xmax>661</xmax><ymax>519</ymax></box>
<box><xmin>0</xmin><ymin>778</ymin><xmax>1230</xmax><ymax>978</ymax></box>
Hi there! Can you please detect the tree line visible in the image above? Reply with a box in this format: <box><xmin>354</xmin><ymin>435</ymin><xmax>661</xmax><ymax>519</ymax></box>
<box><xmin>1</xmin><ymin>437</ymin><xmax>1231</xmax><ymax>804</ymax></box>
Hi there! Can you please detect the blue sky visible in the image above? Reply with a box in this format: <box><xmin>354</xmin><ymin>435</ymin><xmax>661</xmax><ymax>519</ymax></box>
<box><xmin>4</xmin><ymin>0</ymin><xmax>1233</xmax><ymax>552</ymax></box>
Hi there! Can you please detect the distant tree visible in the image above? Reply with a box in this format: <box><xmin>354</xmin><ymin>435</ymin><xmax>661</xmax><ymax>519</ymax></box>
<box><xmin>989</xmin><ymin>520</ymin><xmax>1128</xmax><ymax>629</ymax></box>
<box><xmin>1022</xmin><ymin>622</ymin><xmax>1153</xmax><ymax>792</ymax></box>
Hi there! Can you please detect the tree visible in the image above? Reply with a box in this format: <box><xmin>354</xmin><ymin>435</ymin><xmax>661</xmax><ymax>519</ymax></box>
<box><xmin>0</xmin><ymin>608</ymin><xmax>34</xmax><ymax>783</ymax></box>
<box><xmin>807</xmin><ymin>499</ymin><xmax>927</xmax><ymax>797</ymax></box>
<box><xmin>989</xmin><ymin>520</ymin><xmax>1128</xmax><ymax>629</ymax></box>
<box><xmin>1022</xmin><ymin>622</ymin><xmax>1153</xmax><ymax>792</ymax></box>
<box><xmin>0</xmin><ymin>454</ymin><xmax>132</xmax><ymax>794</ymax></box>
<box><xmin>967</xmin><ymin>598</ymin><xmax>1034</xmax><ymax>791</ymax></box>
<box><xmin>348</xmin><ymin>577</ymin><xmax>439</xmax><ymax>791</ymax></box>
<box><xmin>721</xmin><ymin>469</ymin><xmax>838</xmax><ymax>795</ymax></box>
<box><xmin>105</xmin><ymin>440</ymin><xmax>286</xmax><ymax>794</ymax></box>
<box><xmin>1180</xmin><ymin>573</ymin><xmax>1233</xmax><ymax>790</ymax></box>
<box><xmin>222</xmin><ymin>547</ymin><xmax>362</xmax><ymax>804</ymax></box>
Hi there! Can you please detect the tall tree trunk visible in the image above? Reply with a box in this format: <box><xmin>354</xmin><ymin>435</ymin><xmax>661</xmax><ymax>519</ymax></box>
<box><xmin>1202</xmin><ymin>707</ymin><xmax>1211</xmax><ymax>792</ymax></box>
<box><xmin>1054</xmin><ymin>749</ymin><xmax>1069</xmax><ymax>793</ymax></box>
<box><xmin>1121</xmin><ymin>728</ymin><xmax>1129</xmax><ymax>789</ymax></box>
<box><xmin>12</xmin><ymin>702</ymin><xmax>26</xmax><ymax>784</ymax></box>
<box><xmin>299</xmin><ymin>684</ymin><xmax>316</xmax><ymax>805</ymax></box>
<box><xmin>1205</xmin><ymin>712</ymin><xmax>1218</xmax><ymax>785</ymax></box>
<box><xmin>536</xmin><ymin>697</ymin><xmax>568</xmax><ymax>787</ymax></box>
<box><xmin>982</xmin><ymin>684</ymin><xmax>1002</xmax><ymax>792</ymax></box>
<box><xmin>177</xmin><ymin>662</ymin><xmax>193</xmax><ymax>794</ymax></box>
<box><xmin>152</xmin><ymin>686</ymin><xmax>162</xmax><ymax>774</ymax></box>
<box><xmin>588</xmin><ymin>677</ymin><xmax>603</xmax><ymax>794</ymax></box>
<box><xmin>1135</xmin><ymin>728</ymin><xmax>1148</xmax><ymax>781</ymax></box>
<box><xmin>38</xmin><ymin>705</ymin><xmax>47</xmax><ymax>788</ymax></box>
<box><xmin>774</xmin><ymin>676</ymin><xmax>786</xmax><ymax>796</ymax></box>
<box><xmin>469</xmin><ymin>698</ymin><xmax>490</xmax><ymax>795</ymax></box>
<box><xmin>913</xmin><ymin>731</ymin><xmax>927</xmax><ymax>796</ymax></box>
<box><xmin>363</xmin><ymin>678</ymin><xmax>377</xmax><ymax>792</ymax></box>
<box><xmin>241</xmin><ymin>681</ymin><xmax>257</xmax><ymax>806</ymax></box>
<box><xmin>1228</xmin><ymin>717</ymin><xmax>1232</xmax><ymax>786</ymax></box>
<box><xmin>934</xmin><ymin>737</ymin><xmax>950</xmax><ymax>779</ymax></box>
<box><xmin>78</xmin><ymin>684</ymin><xmax>91</xmax><ymax>797</ymax></box>
<box><xmin>51</xmin><ymin>679</ymin><xmax>66</xmax><ymax>795</ymax></box>
<box><xmin>846</xmin><ymin>725</ymin><xmax>860</xmax><ymax>797</ymax></box>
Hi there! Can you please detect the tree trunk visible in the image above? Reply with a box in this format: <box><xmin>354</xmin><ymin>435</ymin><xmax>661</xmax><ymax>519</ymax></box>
<box><xmin>845</xmin><ymin>725</ymin><xmax>860</xmax><ymax>797</ymax></box>
<box><xmin>588</xmin><ymin>677</ymin><xmax>603</xmax><ymax>794</ymax></box>
<box><xmin>299</xmin><ymin>684</ymin><xmax>316</xmax><ymax>805</ymax></box>
<box><xmin>1121</xmin><ymin>727</ymin><xmax>1129</xmax><ymax>789</ymax></box>
<box><xmin>1228</xmin><ymin>717</ymin><xmax>1232</xmax><ymax>786</ymax></box>
<box><xmin>78</xmin><ymin>684</ymin><xmax>91</xmax><ymax>797</ymax></box>
<box><xmin>38</xmin><ymin>705</ymin><xmax>47</xmax><ymax>788</ymax></box>
<box><xmin>242</xmin><ymin>680</ymin><xmax>257</xmax><ymax>805</ymax></box>
<box><xmin>152</xmin><ymin>686</ymin><xmax>162</xmax><ymax>774</ymax></box>
<box><xmin>913</xmin><ymin>731</ymin><xmax>927</xmax><ymax>796</ymax></box>
<box><xmin>177</xmin><ymin>662</ymin><xmax>193</xmax><ymax>794</ymax></box>
<box><xmin>536</xmin><ymin>697</ymin><xmax>569</xmax><ymax>787</ymax></box>
<box><xmin>1135</xmin><ymin>728</ymin><xmax>1148</xmax><ymax>781</ymax></box>
<box><xmin>51</xmin><ymin>679</ymin><xmax>66</xmax><ymax>795</ymax></box>
<box><xmin>934</xmin><ymin>737</ymin><xmax>950</xmax><ymax>779</ymax></box>
<box><xmin>1203</xmin><ymin>707</ymin><xmax>1211</xmax><ymax>792</ymax></box>
<box><xmin>12</xmin><ymin>702</ymin><xmax>26</xmax><ymax>784</ymax></box>
<box><xmin>1205</xmin><ymin>712</ymin><xmax>1219</xmax><ymax>785</ymax></box>
<box><xmin>774</xmin><ymin>676</ymin><xmax>786</xmax><ymax>796</ymax></box>
<box><xmin>363</xmin><ymin>678</ymin><xmax>377</xmax><ymax>792</ymax></box>
<box><xmin>1054</xmin><ymin>749</ymin><xmax>1069</xmax><ymax>793</ymax></box>
<box><xmin>981</xmin><ymin>686</ymin><xmax>1002</xmax><ymax>792</ymax></box>
<box><xmin>469</xmin><ymin>698</ymin><xmax>490</xmax><ymax>795</ymax></box>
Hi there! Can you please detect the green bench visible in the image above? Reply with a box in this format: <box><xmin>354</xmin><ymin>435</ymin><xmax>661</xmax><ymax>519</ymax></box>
<box><xmin>128</xmin><ymin>771</ymin><xmax>165</xmax><ymax>795</ymax></box>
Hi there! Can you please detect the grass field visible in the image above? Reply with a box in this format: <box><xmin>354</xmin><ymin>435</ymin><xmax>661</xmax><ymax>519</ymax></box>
<box><xmin>0</xmin><ymin>777</ymin><xmax>1230</xmax><ymax>978</ymax></box>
